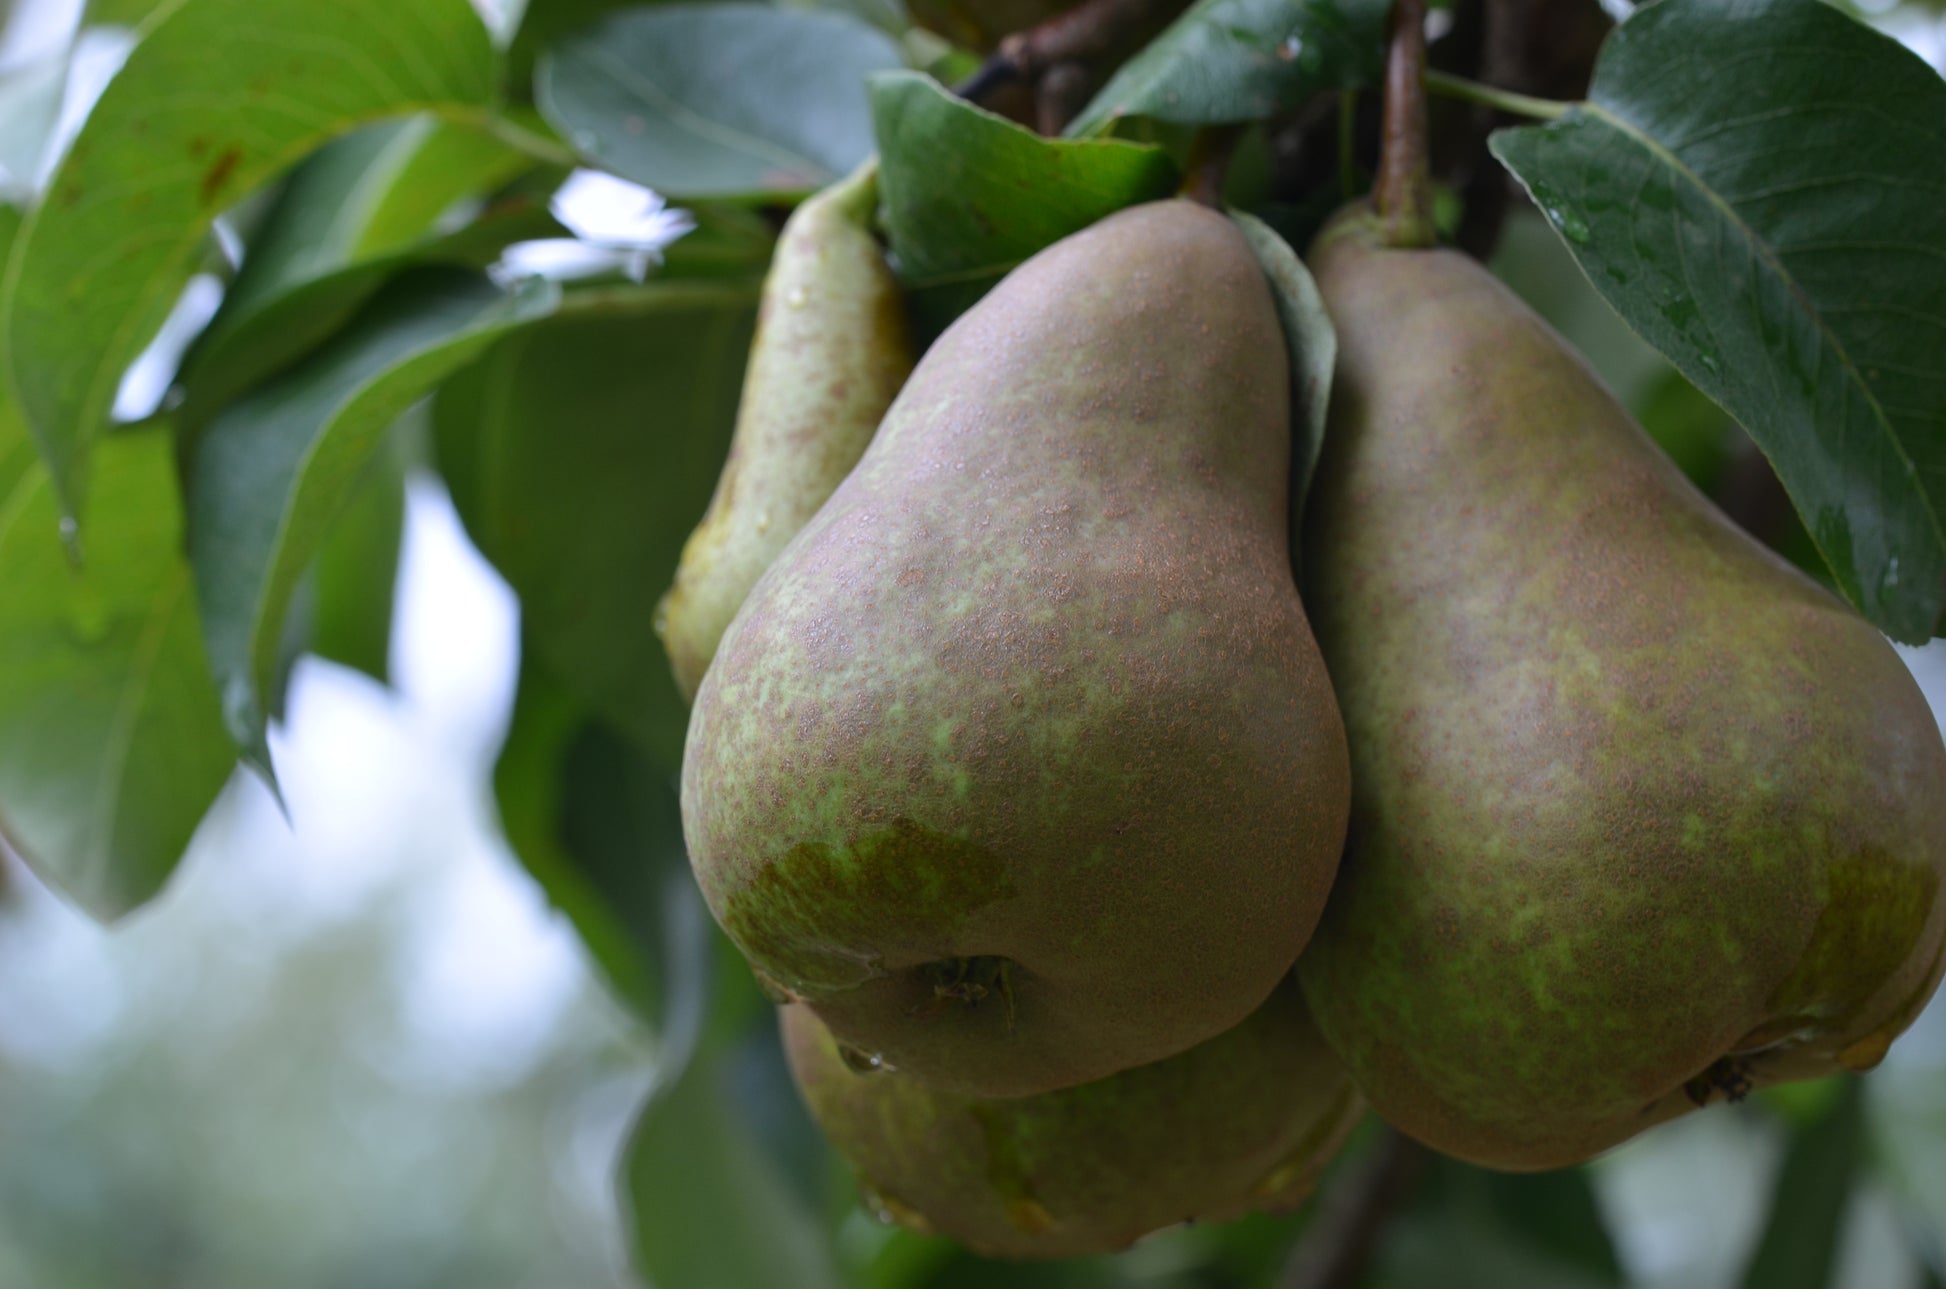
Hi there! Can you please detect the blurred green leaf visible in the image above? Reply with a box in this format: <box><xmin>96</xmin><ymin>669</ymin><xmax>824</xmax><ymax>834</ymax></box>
<box><xmin>1234</xmin><ymin>212</ymin><xmax>1334</xmax><ymax>534</ymax></box>
<box><xmin>1740</xmin><ymin>1079</ymin><xmax>1865</xmax><ymax>1289</ymax></box>
<box><xmin>188</xmin><ymin>270</ymin><xmax>558</xmax><ymax>774</ymax></box>
<box><xmin>1376</xmin><ymin>1157</ymin><xmax>1622</xmax><ymax>1289</ymax></box>
<box><xmin>1490</xmin><ymin>0</ymin><xmax>1946</xmax><ymax>642</ymax></box>
<box><xmin>434</xmin><ymin>280</ymin><xmax>759</xmax><ymax>770</ymax></box>
<box><xmin>0</xmin><ymin>427</ymin><xmax>233</xmax><ymax>920</ymax></box>
<box><xmin>626</xmin><ymin>1035</ymin><xmax>845</xmax><ymax>1289</ymax></box>
<box><xmin>869</xmin><ymin>71</ymin><xmax>1178</xmax><ymax>331</ymax></box>
<box><xmin>179</xmin><ymin>117</ymin><xmax>538</xmax><ymax>419</ymax></box>
<box><xmin>507</xmin><ymin>0</ymin><xmax>688</xmax><ymax>98</ymax></box>
<box><xmin>1067</xmin><ymin>0</ymin><xmax>1388</xmax><ymax>138</ymax></box>
<box><xmin>81</xmin><ymin>0</ymin><xmax>172</xmax><ymax>25</ymax></box>
<box><xmin>301</xmin><ymin>423</ymin><xmax>408</xmax><ymax>686</ymax></box>
<box><xmin>537</xmin><ymin>4</ymin><xmax>902</xmax><ymax>199</ymax></box>
<box><xmin>0</xmin><ymin>0</ymin><xmax>499</xmax><ymax>521</ymax></box>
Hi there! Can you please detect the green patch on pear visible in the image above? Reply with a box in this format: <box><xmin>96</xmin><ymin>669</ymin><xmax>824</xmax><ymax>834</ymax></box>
<box><xmin>684</xmin><ymin>199</ymin><xmax>1351</xmax><ymax>1098</ymax></box>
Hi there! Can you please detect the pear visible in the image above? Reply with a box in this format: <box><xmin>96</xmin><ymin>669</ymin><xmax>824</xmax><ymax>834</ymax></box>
<box><xmin>658</xmin><ymin>159</ymin><xmax>915</xmax><ymax>703</ymax></box>
<box><xmin>682</xmin><ymin>200</ymin><xmax>1350</xmax><ymax>1097</ymax></box>
<box><xmin>782</xmin><ymin>976</ymin><xmax>1365</xmax><ymax>1259</ymax></box>
<box><xmin>1295</xmin><ymin>209</ymin><xmax>1946</xmax><ymax>1171</ymax></box>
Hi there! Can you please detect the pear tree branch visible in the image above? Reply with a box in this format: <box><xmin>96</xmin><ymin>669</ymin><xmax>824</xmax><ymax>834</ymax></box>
<box><xmin>1278</xmin><ymin>1128</ymin><xmax>1430</xmax><ymax>1289</ymax></box>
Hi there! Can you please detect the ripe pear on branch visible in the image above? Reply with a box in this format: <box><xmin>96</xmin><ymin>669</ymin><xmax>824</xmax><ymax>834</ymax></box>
<box><xmin>1294</xmin><ymin>4</ymin><xmax>1946</xmax><ymax>1171</ymax></box>
<box><xmin>682</xmin><ymin>199</ymin><xmax>1351</xmax><ymax>1098</ymax></box>
<box><xmin>782</xmin><ymin>976</ymin><xmax>1365</xmax><ymax>1259</ymax></box>
<box><xmin>658</xmin><ymin>159</ymin><xmax>915</xmax><ymax>703</ymax></box>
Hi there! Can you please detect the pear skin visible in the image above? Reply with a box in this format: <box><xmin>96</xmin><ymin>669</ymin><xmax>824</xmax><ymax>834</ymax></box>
<box><xmin>782</xmin><ymin>976</ymin><xmax>1365</xmax><ymax>1259</ymax></box>
<box><xmin>658</xmin><ymin>160</ymin><xmax>915</xmax><ymax>702</ymax></box>
<box><xmin>1295</xmin><ymin>210</ymin><xmax>1946</xmax><ymax>1171</ymax></box>
<box><xmin>683</xmin><ymin>200</ymin><xmax>1350</xmax><ymax>1097</ymax></box>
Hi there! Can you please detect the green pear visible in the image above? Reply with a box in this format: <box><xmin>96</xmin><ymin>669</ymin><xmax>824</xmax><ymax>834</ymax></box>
<box><xmin>782</xmin><ymin>976</ymin><xmax>1365</xmax><ymax>1259</ymax></box>
<box><xmin>658</xmin><ymin>159</ymin><xmax>915</xmax><ymax>703</ymax></box>
<box><xmin>682</xmin><ymin>200</ymin><xmax>1351</xmax><ymax>1098</ymax></box>
<box><xmin>1295</xmin><ymin>209</ymin><xmax>1946</xmax><ymax>1171</ymax></box>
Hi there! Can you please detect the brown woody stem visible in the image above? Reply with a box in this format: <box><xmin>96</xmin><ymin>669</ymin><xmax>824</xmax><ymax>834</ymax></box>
<box><xmin>1375</xmin><ymin>0</ymin><xmax>1437</xmax><ymax>248</ymax></box>
<box><xmin>1279</xmin><ymin>1128</ymin><xmax>1430</xmax><ymax>1289</ymax></box>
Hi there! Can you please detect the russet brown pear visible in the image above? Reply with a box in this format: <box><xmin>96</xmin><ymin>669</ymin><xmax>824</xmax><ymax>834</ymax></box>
<box><xmin>683</xmin><ymin>200</ymin><xmax>1351</xmax><ymax>1098</ymax></box>
<box><xmin>1295</xmin><ymin>209</ymin><xmax>1946</xmax><ymax>1171</ymax></box>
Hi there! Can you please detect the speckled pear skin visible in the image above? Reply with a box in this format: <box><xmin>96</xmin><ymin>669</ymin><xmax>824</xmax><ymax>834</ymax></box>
<box><xmin>782</xmin><ymin>976</ymin><xmax>1366</xmax><ymax>1259</ymax></box>
<box><xmin>682</xmin><ymin>200</ymin><xmax>1351</xmax><ymax>1098</ymax></box>
<box><xmin>658</xmin><ymin>160</ymin><xmax>915</xmax><ymax>703</ymax></box>
<box><xmin>1295</xmin><ymin>211</ymin><xmax>1946</xmax><ymax>1172</ymax></box>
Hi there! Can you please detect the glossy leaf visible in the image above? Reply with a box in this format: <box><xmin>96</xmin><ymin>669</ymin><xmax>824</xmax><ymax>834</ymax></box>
<box><xmin>1490</xmin><ymin>0</ymin><xmax>1946</xmax><ymax>641</ymax></box>
<box><xmin>1067</xmin><ymin>0</ymin><xmax>1389</xmax><ymax>138</ymax></box>
<box><xmin>869</xmin><ymin>70</ymin><xmax>1178</xmax><ymax>328</ymax></box>
<box><xmin>0</xmin><ymin>0</ymin><xmax>499</xmax><ymax>520</ymax></box>
<box><xmin>0</xmin><ymin>427</ymin><xmax>233</xmax><ymax>920</ymax></box>
<box><xmin>300</xmin><ymin>426</ymin><xmax>408</xmax><ymax>687</ymax></box>
<box><xmin>1234</xmin><ymin>211</ymin><xmax>1335</xmax><ymax>532</ymax></box>
<box><xmin>507</xmin><ymin>0</ymin><xmax>681</xmax><ymax>98</ymax></box>
<box><xmin>188</xmin><ymin>271</ymin><xmax>558</xmax><ymax>772</ymax></box>
<box><xmin>434</xmin><ymin>281</ymin><xmax>759</xmax><ymax>770</ymax></box>
<box><xmin>537</xmin><ymin>4</ymin><xmax>902</xmax><ymax>199</ymax></box>
<box><xmin>625</xmin><ymin>1035</ymin><xmax>844</xmax><ymax>1289</ymax></box>
<box><xmin>179</xmin><ymin>117</ymin><xmax>537</xmax><ymax>418</ymax></box>
<box><xmin>1739</xmin><ymin>1080</ymin><xmax>1865</xmax><ymax>1289</ymax></box>
<box><xmin>498</xmin><ymin>662</ymin><xmax>681</xmax><ymax>1028</ymax></box>
<box><xmin>1378</xmin><ymin>1156</ymin><xmax>1623</xmax><ymax>1289</ymax></box>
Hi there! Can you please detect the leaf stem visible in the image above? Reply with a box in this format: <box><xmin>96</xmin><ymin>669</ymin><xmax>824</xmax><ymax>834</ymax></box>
<box><xmin>1422</xmin><ymin>69</ymin><xmax>1573</xmax><ymax>121</ymax></box>
<box><xmin>1375</xmin><ymin>0</ymin><xmax>1436</xmax><ymax>248</ymax></box>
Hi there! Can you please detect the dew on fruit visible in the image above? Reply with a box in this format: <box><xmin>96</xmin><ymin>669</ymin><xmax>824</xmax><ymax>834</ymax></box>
<box><xmin>787</xmin><ymin>286</ymin><xmax>809</xmax><ymax>309</ymax></box>
<box><xmin>838</xmin><ymin>1041</ymin><xmax>889</xmax><ymax>1074</ymax></box>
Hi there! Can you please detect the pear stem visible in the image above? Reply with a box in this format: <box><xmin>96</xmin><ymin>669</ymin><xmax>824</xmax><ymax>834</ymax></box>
<box><xmin>1181</xmin><ymin>124</ymin><xmax>1243</xmax><ymax>209</ymax></box>
<box><xmin>1423</xmin><ymin>69</ymin><xmax>1572</xmax><ymax>121</ymax></box>
<box><xmin>1374</xmin><ymin>0</ymin><xmax>1437</xmax><ymax>249</ymax></box>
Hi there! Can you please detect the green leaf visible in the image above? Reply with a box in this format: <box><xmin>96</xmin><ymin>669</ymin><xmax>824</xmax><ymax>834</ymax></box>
<box><xmin>433</xmin><ymin>280</ymin><xmax>760</xmax><ymax>770</ymax></box>
<box><xmin>301</xmin><ymin>424</ymin><xmax>408</xmax><ymax>686</ymax></box>
<box><xmin>1489</xmin><ymin>0</ymin><xmax>1946</xmax><ymax>642</ymax></box>
<box><xmin>1233</xmin><ymin>211</ymin><xmax>1335</xmax><ymax>536</ymax></box>
<box><xmin>187</xmin><ymin>270</ymin><xmax>558</xmax><ymax>772</ymax></box>
<box><xmin>82</xmin><ymin>0</ymin><xmax>174</xmax><ymax>26</ymax></box>
<box><xmin>869</xmin><ymin>70</ymin><xmax>1179</xmax><ymax>329</ymax></box>
<box><xmin>177</xmin><ymin>117</ymin><xmax>543</xmax><ymax>420</ymax></box>
<box><xmin>624</xmin><ymin>1036</ymin><xmax>844</xmax><ymax>1289</ymax></box>
<box><xmin>0</xmin><ymin>428</ymin><xmax>234</xmax><ymax>920</ymax></box>
<box><xmin>0</xmin><ymin>0</ymin><xmax>499</xmax><ymax>521</ymax></box>
<box><xmin>1377</xmin><ymin>1156</ymin><xmax>1623</xmax><ymax>1289</ymax></box>
<box><xmin>507</xmin><ymin>0</ymin><xmax>677</xmax><ymax>99</ymax></box>
<box><xmin>1740</xmin><ymin>1079</ymin><xmax>1865</xmax><ymax>1289</ymax></box>
<box><xmin>1067</xmin><ymin>0</ymin><xmax>1389</xmax><ymax>138</ymax></box>
<box><xmin>537</xmin><ymin>3</ymin><xmax>903</xmax><ymax>199</ymax></box>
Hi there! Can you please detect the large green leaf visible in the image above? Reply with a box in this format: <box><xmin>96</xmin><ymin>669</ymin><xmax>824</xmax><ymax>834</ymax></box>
<box><xmin>188</xmin><ymin>271</ymin><xmax>558</xmax><ymax>773</ymax></box>
<box><xmin>1739</xmin><ymin>1080</ymin><xmax>1866</xmax><ymax>1289</ymax></box>
<box><xmin>0</xmin><ymin>0</ymin><xmax>499</xmax><ymax>520</ymax></box>
<box><xmin>1377</xmin><ymin>1157</ymin><xmax>1623</xmax><ymax>1289</ymax></box>
<box><xmin>178</xmin><ymin>117</ymin><xmax>538</xmax><ymax>419</ymax></box>
<box><xmin>625</xmin><ymin>1035</ymin><xmax>844</xmax><ymax>1289</ymax></box>
<box><xmin>1490</xmin><ymin>0</ymin><xmax>1946</xmax><ymax>641</ymax></box>
<box><xmin>278</xmin><ymin>424</ymin><xmax>410</xmax><ymax>693</ymax></box>
<box><xmin>869</xmin><ymin>70</ymin><xmax>1179</xmax><ymax>329</ymax></box>
<box><xmin>0</xmin><ymin>427</ymin><xmax>234</xmax><ymax>920</ymax></box>
<box><xmin>537</xmin><ymin>3</ymin><xmax>902</xmax><ymax>199</ymax></box>
<box><xmin>1067</xmin><ymin>0</ymin><xmax>1388</xmax><ymax>137</ymax></box>
<box><xmin>434</xmin><ymin>281</ymin><xmax>759</xmax><ymax>770</ymax></box>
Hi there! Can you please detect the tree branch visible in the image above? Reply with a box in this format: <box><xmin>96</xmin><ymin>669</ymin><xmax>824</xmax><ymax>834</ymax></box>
<box><xmin>1279</xmin><ymin>1128</ymin><xmax>1430</xmax><ymax>1289</ymax></box>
